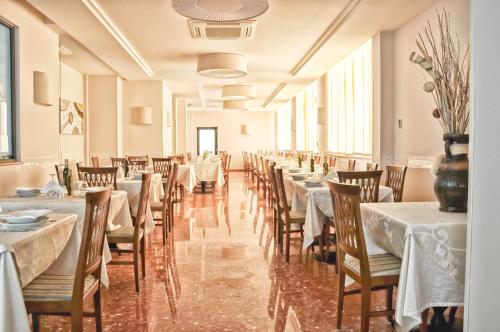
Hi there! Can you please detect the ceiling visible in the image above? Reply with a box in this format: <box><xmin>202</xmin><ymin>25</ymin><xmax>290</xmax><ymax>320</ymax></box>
<box><xmin>25</xmin><ymin>0</ymin><xmax>439</xmax><ymax>111</ymax></box>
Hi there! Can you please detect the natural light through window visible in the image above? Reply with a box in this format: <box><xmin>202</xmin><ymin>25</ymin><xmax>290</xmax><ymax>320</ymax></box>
<box><xmin>328</xmin><ymin>39</ymin><xmax>372</xmax><ymax>155</ymax></box>
<box><xmin>277</xmin><ymin>101</ymin><xmax>291</xmax><ymax>150</ymax></box>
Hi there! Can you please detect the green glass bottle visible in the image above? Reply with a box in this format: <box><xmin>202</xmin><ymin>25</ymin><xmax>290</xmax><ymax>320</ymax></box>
<box><xmin>298</xmin><ymin>154</ymin><xmax>302</xmax><ymax>168</ymax></box>
<box><xmin>310</xmin><ymin>155</ymin><xmax>315</xmax><ymax>173</ymax></box>
<box><xmin>323</xmin><ymin>154</ymin><xmax>329</xmax><ymax>176</ymax></box>
<box><xmin>63</xmin><ymin>159</ymin><xmax>70</xmax><ymax>195</ymax></box>
<box><xmin>124</xmin><ymin>157</ymin><xmax>129</xmax><ymax>178</ymax></box>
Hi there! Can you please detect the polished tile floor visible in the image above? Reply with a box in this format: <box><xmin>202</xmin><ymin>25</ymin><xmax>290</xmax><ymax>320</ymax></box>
<box><xmin>39</xmin><ymin>173</ymin><xmax>461</xmax><ymax>331</ymax></box>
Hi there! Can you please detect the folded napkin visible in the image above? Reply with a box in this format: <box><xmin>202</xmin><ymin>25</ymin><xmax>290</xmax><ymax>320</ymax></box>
<box><xmin>324</xmin><ymin>170</ymin><xmax>339</xmax><ymax>182</ymax></box>
<box><xmin>41</xmin><ymin>180</ymin><xmax>66</xmax><ymax>198</ymax></box>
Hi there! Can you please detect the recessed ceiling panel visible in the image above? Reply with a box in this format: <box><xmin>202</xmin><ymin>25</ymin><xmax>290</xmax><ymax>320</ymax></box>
<box><xmin>172</xmin><ymin>0</ymin><xmax>268</xmax><ymax>22</ymax></box>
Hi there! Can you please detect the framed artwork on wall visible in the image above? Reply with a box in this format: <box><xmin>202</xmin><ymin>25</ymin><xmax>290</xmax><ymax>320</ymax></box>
<box><xmin>59</xmin><ymin>98</ymin><xmax>84</xmax><ymax>135</ymax></box>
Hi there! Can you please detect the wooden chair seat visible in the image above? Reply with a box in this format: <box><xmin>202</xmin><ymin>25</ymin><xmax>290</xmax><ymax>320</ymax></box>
<box><xmin>345</xmin><ymin>253</ymin><xmax>401</xmax><ymax>277</ymax></box>
<box><xmin>286</xmin><ymin>211</ymin><xmax>306</xmax><ymax>223</ymax></box>
<box><xmin>106</xmin><ymin>226</ymin><xmax>141</xmax><ymax>243</ymax></box>
<box><xmin>23</xmin><ymin>274</ymin><xmax>97</xmax><ymax>303</ymax></box>
<box><xmin>150</xmin><ymin>201</ymin><xmax>162</xmax><ymax>211</ymax></box>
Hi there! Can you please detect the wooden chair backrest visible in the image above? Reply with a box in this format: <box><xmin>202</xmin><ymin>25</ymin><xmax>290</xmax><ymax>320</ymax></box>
<box><xmin>328</xmin><ymin>155</ymin><xmax>337</xmax><ymax>168</ymax></box>
<box><xmin>268</xmin><ymin>163</ymin><xmax>280</xmax><ymax>206</ymax></box>
<box><xmin>128</xmin><ymin>155</ymin><xmax>149</xmax><ymax>165</ymax></box>
<box><xmin>73</xmin><ymin>189</ymin><xmax>112</xmax><ymax>302</ymax></box>
<box><xmin>152</xmin><ymin>158</ymin><xmax>174</xmax><ymax>178</ymax></box>
<box><xmin>337</xmin><ymin>170</ymin><xmax>383</xmax><ymax>203</ymax></box>
<box><xmin>78</xmin><ymin>167</ymin><xmax>118</xmax><ymax>190</ymax></box>
<box><xmin>128</xmin><ymin>160</ymin><xmax>148</xmax><ymax>170</ymax></box>
<box><xmin>366</xmin><ymin>162</ymin><xmax>379</xmax><ymax>171</ymax></box>
<box><xmin>55</xmin><ymin>164</ymin><xmax>65</xmax><ymax>186</ymax></box>
<box><xmin>167</xmin><ymin>163</ymin><xmax>179</xmax><ymax>203</ymax></box>
<box><xmin>385</xmin><ymin>165</ymin><xmax>408</xmax><ymax>203</ymax></box>
<box><xmin>225</xmin><ymin>155</ymin><xmax>232</xmax><ymax>172</ymax></box>
<box><xmin>327</xmin><ymin>181</ymin><xmax>369</xmax><ymax>272</ymax></box>
<box><xmin>347</xmin><ymin>159</ymin><xmax>356</xmax><ymax>171</ymax></box>
<box><xmin>91</xmin><ymin>156</ymin><xmax>100</xmax><ymax>168</ymax></box>
<box><xmin>134</xmin><ymin>173</ymin><xmax>152</xmax><ymax>235</ymax></box>
<box><xmin>275</xmin><ymin>168</ymin><xmax>291</xmax><ymax>222</ymax></box>
<box><xmin>111</xmin><ymin>158</ymin><xmax>126</xmax><ymax>169</ymax></box>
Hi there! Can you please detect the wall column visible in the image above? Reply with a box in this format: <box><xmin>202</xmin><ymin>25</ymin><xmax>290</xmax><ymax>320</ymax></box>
<box><xmin>174</xmin><ymin>97</ymin><xmax>187</xmax><ymax>154</ymax></box>
<box><xmin>317</xmin><ymin>74</ymin><xmax>329</xmax><ymax>153</ymax></box>
<box><xmin>290</xmin><ymin>96</ymin><xmax>297</xmax><ymax>151</ymax></box>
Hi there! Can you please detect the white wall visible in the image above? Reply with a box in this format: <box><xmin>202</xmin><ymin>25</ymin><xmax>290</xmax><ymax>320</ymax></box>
<box><xmin>0</xmin><ymin>0</ymin><xmax>60</xmax><ymax>196</ymax></box>
<box><xmin>465</xmin><ymin>0</ymin><xmax>500</xmax><ymax>329</ymax></box>
<box><xmin>186</xmin><ymin>111</ymin><xmax>275</xmax><ymax>169</ymax></box>
<box><xmin>60</xmin><ymin>62</ymin><xmax>84</xmax><ymax>162</ymax></box>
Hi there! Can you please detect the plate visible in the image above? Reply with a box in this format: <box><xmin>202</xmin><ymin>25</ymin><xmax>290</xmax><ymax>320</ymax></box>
<box><xmin>304</xmin><ymin>181</ymin><xmax>324</xmax><ymax>188</ymax></box>
<box><xmin>81</xmin><ymin>187</ymin><xmax>109</xmax><ymax>193</ymax></box>
<box><xmin>291</xmin><ymin>175</ymin><xmax>306</xmax><ymax>181</ymax></box>
<box><xmin>0</xmin><ymin>209</ymin><xmax>51</xmax><ymax>224</ymax></box>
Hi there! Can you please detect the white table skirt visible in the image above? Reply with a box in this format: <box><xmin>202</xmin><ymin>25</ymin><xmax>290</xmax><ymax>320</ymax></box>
<box><xmin>116</xmin><ymin>174</ymin><xmax>162</xmax><ymax>235</ymax></box>
<box><xmin>0</xmin><ymin>213</ymin><xmax>77</xmax><ymax>332</ymax></box>
<box><xmin>360</xmin><ymin>202</ymin><xmax>467</xmax><ymax>332</ymax></box>
<box><xmin>0</xmin><ymin>191</ymin><xmax>132</xmax><ymax>287</ymax></box>
<box><xmin>289</xmin><ymin>181</ymin><xmax>394</xmax><ymax>248</ymax></box>
<box><xmin>190</xmin><ymin>161</ymin><xmax>225</xmax><ymax>187</ymax></box>
<box><xmin>177</xmin><ymin>165</ymin><xmax>197</xmax><ymax>192</ymax></box>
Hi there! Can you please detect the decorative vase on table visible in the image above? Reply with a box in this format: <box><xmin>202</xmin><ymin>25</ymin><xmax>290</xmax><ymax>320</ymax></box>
<box><xmin>434</xmin><ymin>134</ymin><xmax>469</xmax><ymax>212</ymax></box>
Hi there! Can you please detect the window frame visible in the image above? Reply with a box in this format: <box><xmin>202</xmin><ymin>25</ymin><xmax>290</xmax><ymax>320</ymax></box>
<box><xmin>0</xmin><ymin>15</ymin><xmax>19</xmax><ymax>164</ymax></box>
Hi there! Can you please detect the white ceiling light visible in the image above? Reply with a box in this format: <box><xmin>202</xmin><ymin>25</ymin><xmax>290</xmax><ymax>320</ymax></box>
<box><xmin>222</xmin><ymin>84</ymin><xmax>255</xmax><ymax>101</ymax></box>
<box><xmin>197</xmin><ymin>53</ymin><xmax>247</xmax><ymax>78</ymax></box>
<box><xmin>172</xmin><ymin>0</ymin><xmax>268</xmax><ymax>22</ymax></box>
<box><xmin>223</xmin><ymin>100</ymin><xmax>248</xmax><ymax>110</ymax></box>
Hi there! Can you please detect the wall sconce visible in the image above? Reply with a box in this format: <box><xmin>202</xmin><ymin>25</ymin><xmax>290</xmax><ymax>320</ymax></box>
<box><xmin>132</xmin><ymin>106</ymin><xmax>152</xmax><ymax>125</ymax></box>
<box><xmin>166</xmin><ymin>110</ymin><xmax>173</xmax><ymax>127</ymax></box>
<box><xmin>241</xmin><ymin>124</ymin><xmax>252</xmax><ymax>135</ymax></box>
<box><xmin>34</xmin><ymin>71</ymin><xmax>53</xmax><ymax>106</ymax></box>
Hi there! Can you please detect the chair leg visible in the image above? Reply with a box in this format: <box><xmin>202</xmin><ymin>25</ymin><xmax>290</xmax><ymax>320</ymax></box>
<box><xmin>161</xmin><ymin>213</ymin><xmax>166</xmax><ymax>245</ymax></box>
<box><xmin>449</xmin><ymin>306</ymin><xmax>458</xmax><ymax>320</ymax></box>
<box><xmin>337</xmin><ymin>272</ymin><xmax>345</xmax><ymax>329</ymax></box>
<box><xmin>420</xmin><ymin>308</ymin><xmax>429</xmax><ymax>332</ymax></box>
<box><xmin>133</xmin><ymin>241</ymin><xmax>140</xmax><ymax>292</ymax></box>
<box><xmin>70</xmin><ymin>310</ymin><xmax>84</xmax><ymax>332</ymax></box>
<box><xmin>32</xmin><ymin>313</ymin><xmax>40</xmax><ymax>332</ymax></box>
<box><xmin>360</xmin><ymin>282</ymin><xmax>371</xmax><ymax>332</ymax></box>
<box><xmin>279</xmin><ymin>217</ymin><xmax>284</xmax><ymax>254</ymax></box>
<box><xmin>285</xmin><ymin>221</ymin><xmax>291</xmax><ymax>262</ymax></box>
<box><xmin>386</xmin><ymin>285</ymin><xmax>394</xmax><ymax>323</ymax></box>
<box><xmin>94</xmin><ymin>288</ymin><xmax>103</xmax><ymax>332</ymax></box>
<box><xmin>140</xmin><ymin>237</ymin><xmax>146</xmax><ymax>278</ymax></box>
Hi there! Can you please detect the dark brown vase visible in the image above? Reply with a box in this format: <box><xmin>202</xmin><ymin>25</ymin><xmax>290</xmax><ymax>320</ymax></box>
<box><xmin>434</xmin><ymin>134</ymin><xmax>469</xmax><ymax>212</ymax></box>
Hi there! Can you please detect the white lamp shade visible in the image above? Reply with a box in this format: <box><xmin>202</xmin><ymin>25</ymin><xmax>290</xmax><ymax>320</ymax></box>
<box><xmin>241</xmin><ymin>124</ymin><xmax>252</xmax><ymax>135</ymax></box>
<box><xmin>223</xmin><ymin>100</ymin><xmax>248</xmax><ymax>110</ymax></box>
<box><xmin>173</xmin><ymin>0</ymin><xmax>268</xmax><ymax>22</ymax></box>
<box><xmin>132</xmin><ymin>106</ymin><xmax>152</xmax><ymax>125</ymax></box>
<box><xmin>34</xmin><ymin>71</ymin><xmax>53</xmax><ymax>106</ymax></box>
<box><xmin>222</xmin><ymin>84</ymin><xmax>256</xmax><ymax>100</ymax></box>
<box><xmin>197</xmin><ymin>53</ymin><xmax>247</xmax><ymax>78</ymax></box>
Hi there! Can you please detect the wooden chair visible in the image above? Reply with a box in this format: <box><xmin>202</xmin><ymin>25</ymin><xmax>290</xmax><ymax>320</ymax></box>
<box><xmin>23</xmin><ymin>189</ymin><xmax>112</xmax><ymax>332</ymax></box>
<box><xmin>328</xmin><ymin>181</ymin><xmax>401</xmax><ymax>332</ymax></box>
<box><xmin>347</xmin><ymin>159</ymin><xmax>356</xmax><ymax>171</ymax></box>
<box><xmin>385</xmin><ymin>165</ymin><xmax>408</xmax><ymax>202</ymax></box>
<box><xmin>76</xmin><ymin>162</ymin><xmax>84</xmax><ymax>180</ymax></box>
<box><xmin>111</xmin><ymin>157</ymin><xmax>126</xmax><ymax>169</ymax></box>
<box><xmin>128</xmin><ymin>155</ymin><xmax>149</xmax><ymax>165</ymax></box>
<box><xmin>128</xmin><ymin>160</ymin><xmax>148</xmax><ymax>171</ymax></box>
<box><xmin>151</xmin><ymin>164</ymin><xmax>177</xmax><ymax>244</ymax></box>
<box><xmin>267</xmin><ymin>162</ymin><xmax>280</xmax><ymax>246</ymax></box>
<box><xmin>255</xmin><ymin>155</ymin><xmax>266</xmax><ymax>197</ymax></box>
<box><xmin>152</xmin><ymin>157</ymin><xmax>174</xmax><ymax>179</ymax></box>
<box><xmin>260</xmin><ymin>156</ymin><xmax>271</xmax><ymax>200</ymax></box>
<box><xmin>275</xmin><ymin>168</ymin><xmax>305</xmax><ymax>262</ymax></box>
<box><xmin>223</xmin><ymin>155</ymin><xmax>232</xmax><ymax>194</ymax></box>
<box><xmin>186</xmin><ymin>152</ymin><xmax>192</xmax><ymax>161</ymax></box>
<box><xmin>106</xmin><ymin>173</ymin><xmax>152</xmax><ymax>292</ymax></box>
<box><xmin>366</xmin><ymin>162</ymin><xmax>379</xmax><ymax>171</ymax></box>
<box><xmin>328</xmin><ymin>155</ymin><xmax>337</xmax><ymax>168</ymax></box>
<box><xmin>78</xmin><ymin>167</ymin><xmax>118</xmax><ymax>190</ymax></box>
<box><xmin>153</xmin><ymin>163</ymin><xmax>178</xmax><ymax>232</ymax></box>
<box><xmin>173</xmin><ymin>155</ymin><xmax>185</xmax><ymax>164</ymax></box>
<box><xmin>91</xmin><ymin>156</ymin><xmax>100</xmax><ymax>168</ymax></box>
<box><xmin>54</xmin><ymin>164</ymin><xmax>65</xmax><ymax>186</ymax></box>
<box><xmin>337</xmin><ymin>170</ymin><xmax>383</xmax><ymax>203</ymax></box>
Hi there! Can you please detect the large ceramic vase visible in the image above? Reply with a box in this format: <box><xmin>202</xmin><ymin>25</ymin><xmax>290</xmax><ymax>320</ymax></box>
<box><xmin>434</xmin><ymin>134</ymin><xmax>469</xmax><ymax>212</ymax></box>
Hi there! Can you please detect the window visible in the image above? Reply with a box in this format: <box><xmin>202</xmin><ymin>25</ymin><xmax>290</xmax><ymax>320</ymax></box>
<box><xmin>294</xmin><ymin>81</ymin><xmax>318</xmax><ymax>152</ymax></box>
<box><xmin>295</xmin><ymin>91</ymin><xmax>305</xmax><ymax>151</ymax></box>
<box><xmin>0</xmin><ymin>19</ymin><xmax>17</xmax><ymax>162</ymax></box>
<box><xmin>276</xmin><ymin>101</ymin><xmax>291</xmax><ymax>150</ymax></box>
<box><xmin>328</xmin><ymin>39</ymin><xmax>372</xmax><ymax>155</ymax></box>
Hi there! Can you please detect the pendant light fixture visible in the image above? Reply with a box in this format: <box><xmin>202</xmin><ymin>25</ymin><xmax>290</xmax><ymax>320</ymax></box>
<box><xmin>197</xmin><ymin>53</ymin><xmax>247</xmax><ymax>78</ymax></box>
<box><xmin>172</xmin><ymin>0</ymin><xmax>268</xmax><ymax>22</ymax></box>
<box><xmin>222</xmin><ymin>84</ymin><xmax>255</xmax><ymax>101</ymax></box>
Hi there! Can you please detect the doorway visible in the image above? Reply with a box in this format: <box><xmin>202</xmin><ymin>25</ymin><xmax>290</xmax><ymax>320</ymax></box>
<box><xmin>197</xmin><ymin>127</ymin><xmax>218</xmax><ymax>156</ymax></box>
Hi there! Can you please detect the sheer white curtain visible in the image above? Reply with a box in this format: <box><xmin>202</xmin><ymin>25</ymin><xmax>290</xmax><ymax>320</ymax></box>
<box><xmin>277</xmin><ymin>101</ymin><xmax>291</xmax><ymax>150</ymax></box>
<box><xmin>305</xmin><ymin>81</ymin><xmax>318</xmax><ymax>152</ymax></box>
<box><xmin>328</xmin><ymin>39</ymin><xmax>372</xmax><ymax>155</ymax></box>
<box><xmin>295</xmin><ymin>91</ymin><xmax>305</xmax><ymax>151</ymax></box>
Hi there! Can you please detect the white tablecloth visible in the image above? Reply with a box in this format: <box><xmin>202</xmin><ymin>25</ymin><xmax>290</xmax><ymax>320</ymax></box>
<box><xmin>0</xmin><ymin>213</ymin><xmax>77</xmax><ymax>332</ymax></box>
<box><xmin>116</xmin><ymin>174</ymin><xmax>162</xmax><ymax>235</ymax></box>
<box><xmin>177</xmin><ymin>165</ymin><xmax>197</xmax><ymax>192</ymax></box>
<box><xmin>0</xmin><ymin>191</ymin><xmax>132</xmax><ymax>287</ymax></box>
<box><xmin>360</xmin><ymin>202</ymin><xmax>467</xmax><ymax>332</ymax></box>
<box><xmin>289</xmin><ymin>181</ymin><xmax>394</xmax><ymax>248</ymax></box>
<box><xmin>190</xmin><ymin>160</ymin><xmax>225</xmax><ymax>187</ymax></box>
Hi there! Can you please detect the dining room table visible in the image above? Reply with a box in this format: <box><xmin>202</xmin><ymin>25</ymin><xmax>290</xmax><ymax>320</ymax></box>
<box><xmin>176</xmin><ymin>164</ymin><xmax>197</xmax><ymax>192</ymax></box>
<box><xmin>360</xmin><ymin>202</ymin><xmax>467</xmax><ymax>332</ymax></box>
<box><xmin>0</xmin><ymin>213</ymin><xmax>78</xmax><ymax>332</ymax></box>
<box><xmin>189</xmin><ymin>159</ymin><xmax>225</xmax><ymax>188</ymax></box>
<box><xmin>0</xmin><ymin>190</ymin><xmax>138</xmax><ymax>287</ymax></box>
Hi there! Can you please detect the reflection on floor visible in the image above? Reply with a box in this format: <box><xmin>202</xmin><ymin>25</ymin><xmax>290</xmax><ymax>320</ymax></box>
<box><xmin>39</xmin><ymin>173</ymin><xmax>461</xmax><ymax>331</ymax></box>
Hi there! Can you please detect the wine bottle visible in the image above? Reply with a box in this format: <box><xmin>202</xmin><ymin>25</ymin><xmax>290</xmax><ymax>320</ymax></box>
<box><xmin>310</xmin><ymin>155</ymin><xmax>315</xmax><ymax>173</ymax></box>
<box><xmin>66</xmin><ymin>169</ymin><xmax>72</xmax><ymax>196</ymax></box>
<box><xmin>63</xmin><ymin>159</ymin><xmax>69</xmax><ymax>194</ymax></box>
<box><xmin>298</xmin><ymin>154</ymin><xmax>302</xmax><ymax>168</ymax></box>
<box><xmin>323</xmin><ymin>154</ymin><xmax>329</xmax><ymax>176</ymax></box>
<box><xmin>124</xmin><ymin>158</ymin><xmax>129</xmax><ymax>178</ymax></box>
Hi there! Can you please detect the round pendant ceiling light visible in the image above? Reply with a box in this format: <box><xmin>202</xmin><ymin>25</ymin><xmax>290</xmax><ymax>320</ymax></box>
<box><xmin>222</xmin><ymin>84</ymin><xmax>255</xmax><ymax>101</ymax></box>
<box><xmin>172</xmin><ymin>0</ymin><xmax>269</xmax><ymax>22</ymax></box>
<box><xmin>223</xmin><ymin>100</ymin><xmax>248</xmax><ymax>110</ymax></box>
<box><xmin>197</xmin><ymin>53</ymin><xmax>247</xmax><ymax>78</ymax></box>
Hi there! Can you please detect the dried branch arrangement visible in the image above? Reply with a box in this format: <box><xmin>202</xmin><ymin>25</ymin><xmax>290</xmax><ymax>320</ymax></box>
<box><xmin>410</xmin><ymin>10</ymin><xmax>470</xmax><ymax>134</ymax></box>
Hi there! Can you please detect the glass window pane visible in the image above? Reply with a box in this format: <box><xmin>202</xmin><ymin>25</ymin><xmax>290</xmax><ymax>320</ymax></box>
<box><xmin>0</xmin><ymin>22</ymin><xmax>13</xmax><ymax>160</ymax></box>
